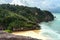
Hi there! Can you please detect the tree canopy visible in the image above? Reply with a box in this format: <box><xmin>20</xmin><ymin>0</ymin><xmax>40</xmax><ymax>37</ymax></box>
<box><xmin>0</xmin><ymin>4</ymin><xmax>54</xmax><ymax>32</ymax></box>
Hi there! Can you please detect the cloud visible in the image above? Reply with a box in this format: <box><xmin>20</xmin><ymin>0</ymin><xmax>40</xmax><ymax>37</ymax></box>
<box><xmin>21</xmin><ymin>0</ymin><xmax>60</xmax><ymax>10</ymax></box>
<box><xmin>43</xmin><ymin>0</ymin><xmax>60</xmax><ymax>9</ymax></box>
<box><xmin>0</xmin><ymin>0</ymin><xmax>60</xmax><ymax>12</ymax></box>
<box><xmin>0</xmin><ymin>0</ymin><xmax>12</xmax><ymax>4</ymax></box>
<box><xmin>10</xmin><ymin>0</ymin><xmax>25</xmax><ymax>5</ymax></box>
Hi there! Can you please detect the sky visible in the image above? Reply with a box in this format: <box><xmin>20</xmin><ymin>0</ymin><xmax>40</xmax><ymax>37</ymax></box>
<box><xmin>0</xmin><ymin>0</ymin><xmax>60</xmax><ymax>13</ymax></box>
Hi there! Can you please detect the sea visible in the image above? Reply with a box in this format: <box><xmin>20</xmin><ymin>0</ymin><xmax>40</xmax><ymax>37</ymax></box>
<box><xmin>12</xmin><ymin>13</ymin><xmax>60</xmax><ymax>40</ymax></box>
<box><xmin>40</xmin><ymin>13</ymin><xmax>60</xmax><ymax>40</ymax></box>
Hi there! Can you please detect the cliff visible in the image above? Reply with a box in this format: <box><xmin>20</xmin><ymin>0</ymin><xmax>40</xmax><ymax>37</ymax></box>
<box><xmin>0</xmin><ymin>4</ymin><xmax>54</xmax><ymax>32</ymax></box>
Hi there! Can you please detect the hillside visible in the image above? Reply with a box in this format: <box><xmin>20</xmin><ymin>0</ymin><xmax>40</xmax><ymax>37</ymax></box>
<box><xmin>0</xmin><ymin>4</ymin><xmax>54</xmax><ymax>32</ymax></box>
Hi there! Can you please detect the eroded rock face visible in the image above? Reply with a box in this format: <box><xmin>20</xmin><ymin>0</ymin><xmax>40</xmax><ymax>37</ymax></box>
<box><xmin>43</xmin><ymin>11</ymin><xmax>54</xmax><ymax>22</ymax></box>
<box><xmin>0</xmin><ymin>31</ymin><xmax>40</xmax><ymax>40</ymax></box>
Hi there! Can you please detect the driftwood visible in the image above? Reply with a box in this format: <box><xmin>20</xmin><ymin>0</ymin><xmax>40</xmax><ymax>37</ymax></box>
<box><xmin>0</xmin><ymin>31</ymin><xmax>41</xmax><ymax>40</ymax></box>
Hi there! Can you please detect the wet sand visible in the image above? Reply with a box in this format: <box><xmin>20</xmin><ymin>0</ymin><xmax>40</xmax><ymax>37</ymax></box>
<box><xmin>12</xmin><ymin>30</ymin><xmax>52</xmax><ymax>40</ymax></box>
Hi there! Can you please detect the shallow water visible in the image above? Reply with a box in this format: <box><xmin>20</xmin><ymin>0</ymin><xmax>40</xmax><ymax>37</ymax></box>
<box><xmin>12</xmin><ymin>30</ymin><xmax>51</xmax><ymax>40</ymax></box>
<box><xmin>40</xmin><ymin>13</ymin><xmax>60</xmax><ymax>40</ymax></box>
<box><xmin>12</xmin><ymin>13</ymin><xmax>60</xmax><ymax>40</ymax></box>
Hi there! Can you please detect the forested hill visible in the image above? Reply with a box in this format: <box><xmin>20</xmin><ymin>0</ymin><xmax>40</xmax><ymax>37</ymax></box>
<box><xmin>0</xmin><ymin>4</ymin><xmax>54</xmax><ymax>32</ymax></box>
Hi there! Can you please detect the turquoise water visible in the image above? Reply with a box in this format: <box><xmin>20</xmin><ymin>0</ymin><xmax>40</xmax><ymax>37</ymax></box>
<box><xmin>39</xmin><ymin>13</ymin><xmax>60</xmax><ymax>40</ymax></box>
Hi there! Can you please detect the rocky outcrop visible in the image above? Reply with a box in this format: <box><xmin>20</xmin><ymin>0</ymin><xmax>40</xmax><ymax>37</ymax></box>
<box><xmin>12</xmin><ymin>24</ymin><xmax>40</xmax><ymax>31</ymax></box>
<box><xmin>0</xmin><ymin>31</ymin><xmax>41</xmax><ymax>40</ymax></box>
<box><xmin>0</xmin><ymin>4</ymin><xmax>54</xmax><ymax>31</ymax></box>
<box><xmin>43</xmin><ymin>10</ymin><xmax>54</xmax><ymax>22</ymax></box>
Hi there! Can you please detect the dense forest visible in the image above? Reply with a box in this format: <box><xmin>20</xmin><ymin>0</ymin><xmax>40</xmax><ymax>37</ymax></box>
<box><xmin>0</xmin><ymin>4</ymin><xmax>54</xmax><ymax>32</ymax></box>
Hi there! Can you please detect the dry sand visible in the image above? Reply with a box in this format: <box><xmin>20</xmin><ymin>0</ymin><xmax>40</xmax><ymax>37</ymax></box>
<box><xmin>12</xmin><ymin>30</ymin><xmax>52</xmax><ymax>40</ymax></box>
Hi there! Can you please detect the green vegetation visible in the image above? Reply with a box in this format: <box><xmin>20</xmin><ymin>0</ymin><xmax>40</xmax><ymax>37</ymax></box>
<box><xmin>4</xmin><ymin>30</ymin><xmax>12</xmax><ymax>33</ymax></box>
<box><xmin>0</xmin><ymin>4</ymin><xmax>54</xmax><ymax>32</ymax></box>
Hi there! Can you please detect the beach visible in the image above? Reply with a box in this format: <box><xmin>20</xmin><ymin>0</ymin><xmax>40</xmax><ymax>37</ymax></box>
<box><xmin>12</xmin><ymin>30</ymin><xmax>52</xmax><ymax>40</ymax></box>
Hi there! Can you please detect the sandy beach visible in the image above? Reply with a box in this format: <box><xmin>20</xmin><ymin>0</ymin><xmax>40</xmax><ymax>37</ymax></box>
<box><xmin>12</xmin><ymin>30</ymin><xmax>52</xmax><ymax>40</ymax></box>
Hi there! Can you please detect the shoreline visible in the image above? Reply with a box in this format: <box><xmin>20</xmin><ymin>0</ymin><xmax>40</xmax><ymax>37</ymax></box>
<box><xmin>12</xmin><ymin>30</ymin><xmax>52</xmax><ymax>40</ymax></box>
<box><xmin>0</xmin><ymin>31</ymin><xmax>39</xmax><ymax>40</ymax></box>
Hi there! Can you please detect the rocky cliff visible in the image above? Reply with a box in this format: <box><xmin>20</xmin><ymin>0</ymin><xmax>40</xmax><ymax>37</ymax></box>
<box><xmin>0</xmin><ymin>4</ymin><xmax>54</xmax><ymax>31</ymax></box>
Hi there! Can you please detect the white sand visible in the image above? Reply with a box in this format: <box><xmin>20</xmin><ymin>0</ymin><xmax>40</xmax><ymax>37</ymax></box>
<box><xmin>12</xmin><ymin>30</ymin><xmax>52</xmax><ymax>40</ymax></box>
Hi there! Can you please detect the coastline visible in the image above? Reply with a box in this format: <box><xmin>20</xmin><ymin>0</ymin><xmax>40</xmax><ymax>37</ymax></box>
<box><xmin>0</xmin><ymin>4</ymin><xmax>54</xmax><ymax>40</ymax></box>
<box><xmin>0</xmin><ymin>31</ymin><xmax>39</xmax><ymax>40</ymax></box>
<box><xmin>12</xmin><ymin>30</ymin><xmax>52</xmax><ymax>40</ymax></box>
